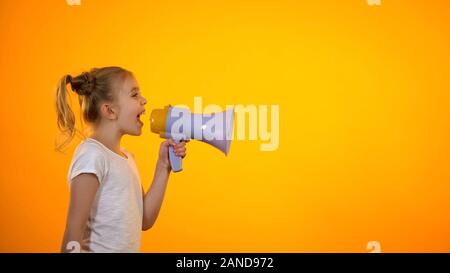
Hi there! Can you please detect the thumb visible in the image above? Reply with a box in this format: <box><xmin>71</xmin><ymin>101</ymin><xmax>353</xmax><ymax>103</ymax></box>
<box><xmin>161</xmin><ymin>139</ymin><xmax>170</xmax><ymax>148</ymax></box>
<box><xmin>166</xmin><ymin>138</ymin><xmax>176</xmax><ymax>147</ymax></box>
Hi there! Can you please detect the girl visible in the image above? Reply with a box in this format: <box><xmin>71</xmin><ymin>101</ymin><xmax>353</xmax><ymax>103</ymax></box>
<box><xmin>56</xmin><ymin>66</ymin><xmax>187</xmax><ymax>253</ymax></box>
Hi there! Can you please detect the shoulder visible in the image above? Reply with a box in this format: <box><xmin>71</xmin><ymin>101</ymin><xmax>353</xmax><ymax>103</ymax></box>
<box><xmin>68</xmin><ymin>139</ymin><xmax>110</xmax><ymax>184</ymax></box>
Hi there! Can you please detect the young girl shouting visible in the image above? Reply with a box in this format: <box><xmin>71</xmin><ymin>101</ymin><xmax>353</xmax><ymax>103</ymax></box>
<box><xmin>56</xmin><ymin>66</ymin><xmax>187</xmax><ymax>253</ymax></box>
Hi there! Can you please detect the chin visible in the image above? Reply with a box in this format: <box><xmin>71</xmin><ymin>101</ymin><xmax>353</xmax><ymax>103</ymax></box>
<box><xmin>125</xmin><ymin>128</ymin><xmax>142</xmax><ymax>136</ymax></box>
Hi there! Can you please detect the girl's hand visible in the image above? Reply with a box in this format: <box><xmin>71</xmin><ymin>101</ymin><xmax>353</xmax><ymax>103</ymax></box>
<box><xmin>157</xmin><ymin>139</ymin><xmax>189</xmax><ymax>172</ymax></box>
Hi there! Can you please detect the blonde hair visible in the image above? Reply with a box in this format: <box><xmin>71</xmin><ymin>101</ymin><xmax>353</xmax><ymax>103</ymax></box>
<box><xmin>55</xmin><ymin>66</ymin><xmax>132</xmax><ymax>151</ymax></box>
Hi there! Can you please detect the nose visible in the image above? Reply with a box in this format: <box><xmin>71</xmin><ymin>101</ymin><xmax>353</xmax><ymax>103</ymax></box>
<box><xmin>141</xmin><ymin>96</ymin><xmax>147</xmax><ymax>105</ymax></box>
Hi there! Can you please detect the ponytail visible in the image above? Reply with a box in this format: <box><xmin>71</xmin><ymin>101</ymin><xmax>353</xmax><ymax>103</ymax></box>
<box><xmin>55</xmin><ymin>75</ymin><xmax>76</xmax><ymax>151</ymax></box>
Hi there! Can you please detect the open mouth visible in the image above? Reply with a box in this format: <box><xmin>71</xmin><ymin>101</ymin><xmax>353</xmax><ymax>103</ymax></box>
<box><xmin>137</xmin><ymin>110</ymin><xmax>146</xmax><ymax>125</ymax></box>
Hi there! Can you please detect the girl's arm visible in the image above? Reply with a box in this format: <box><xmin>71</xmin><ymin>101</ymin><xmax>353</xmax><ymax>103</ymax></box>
<box><xmin>61</xmin><ymin>174</ymin><xmax>99</xmax><ymax>252</ymax></box>
<box><xmin>142</xmin><ymin>139</ymin><xmax>187</xmax><ymax>231</ymax></box>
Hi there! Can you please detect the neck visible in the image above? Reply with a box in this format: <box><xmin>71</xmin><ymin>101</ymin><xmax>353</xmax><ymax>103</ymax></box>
<box><xmin>90</xmin><ymin>122</ymin><xmax>124</xmax><ymax>156</ymax></box>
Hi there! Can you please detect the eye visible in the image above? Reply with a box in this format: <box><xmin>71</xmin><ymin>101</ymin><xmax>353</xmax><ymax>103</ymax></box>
<box><xmin>131</xmin><ymin>93</ymin><xmax>138</xmax><ymax>98</ymax></box>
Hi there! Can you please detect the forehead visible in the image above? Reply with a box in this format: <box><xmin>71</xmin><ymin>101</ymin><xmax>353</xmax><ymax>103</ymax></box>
<box><xmin>117</xmin><ymin>73</ymin><xmax>139</xmax><ymax>94</ymax></box>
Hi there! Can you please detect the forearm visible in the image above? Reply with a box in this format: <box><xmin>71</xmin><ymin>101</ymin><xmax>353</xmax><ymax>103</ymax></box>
<box><xmin>142</xmin><ymin>162</ymin><xmax>171</xmax><ymax>230</ymax></box>
<box><xmin>61</xmin><ymin>225</ymin><xmax>84</xmax><ymax>253</ymax></box>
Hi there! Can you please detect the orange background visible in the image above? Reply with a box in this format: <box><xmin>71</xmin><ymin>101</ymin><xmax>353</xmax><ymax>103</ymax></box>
<box><xmin>1</xmin><ymin>0</ymin><xmax>450</xmax><ymax>252</ymax></box>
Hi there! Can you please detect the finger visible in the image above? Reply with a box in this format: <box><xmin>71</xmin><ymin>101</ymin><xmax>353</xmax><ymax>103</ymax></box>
<box><xmin>176</xmin><ymin>150</ymin><xmax>186</xmax><ymax>157</ymax></box>
<box><xmin>174</xmin><ymin>147</ymin><xmax>186</xmax><ymax>153</ymax></box>
<box><xmin>175</xmin><ymin>147</ymin><xmax>186</xmax><ymax>154</ymax></box>
<box><xmin>175</xmin><ymin>142</ymin><xmax>186</xmax><ymax>149</ymax></box>
<box><xmin>174</xmin><ymin>147</ymin><xmax>186</xmax><ymax>155</ymax></box>
<box><xmin>167</xmin><ymin>138</ymin><xmax>176</xmax><ymax>146</ymax></box>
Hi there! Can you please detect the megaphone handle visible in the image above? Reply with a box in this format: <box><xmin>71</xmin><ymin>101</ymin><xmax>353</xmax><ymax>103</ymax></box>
<box><xmin>169</xmin><ymin>143</ymin><xmax>183</xmax><ymax>172</ymax></box>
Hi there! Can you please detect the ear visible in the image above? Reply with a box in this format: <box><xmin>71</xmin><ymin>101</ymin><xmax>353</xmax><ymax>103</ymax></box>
<box><xmin>99</xmin><ymin>103</ymin><xmax>118</xmax><ymax>120</ymax></box>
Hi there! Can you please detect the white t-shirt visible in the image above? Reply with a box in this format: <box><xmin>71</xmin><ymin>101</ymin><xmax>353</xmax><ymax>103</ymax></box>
<box><xmin>67</xmin><ymin>138</ymin><xmax>143</xmax><ymax>253</ymax></box>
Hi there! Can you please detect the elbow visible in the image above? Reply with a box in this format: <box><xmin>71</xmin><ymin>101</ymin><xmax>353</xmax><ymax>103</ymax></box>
<box><xmin>142</xmin><ymin>225</ymin><xmax>151</xmax><ymax>231</ymax></box>
<box><xmin>142</xmin><ymin>211</ymin><xmax>159</xmax><ymax>231</ymax></box>
<box><xmin>142</xmin><ymin>220</ymin><xmax>154</xmax><ymax>231</ymax></box>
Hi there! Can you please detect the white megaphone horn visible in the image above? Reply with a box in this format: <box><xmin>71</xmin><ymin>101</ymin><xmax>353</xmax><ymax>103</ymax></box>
<box><xmin>150</xmin><ymin>105</ymin><xmax>235</xmax><ymax>172</ymax></box>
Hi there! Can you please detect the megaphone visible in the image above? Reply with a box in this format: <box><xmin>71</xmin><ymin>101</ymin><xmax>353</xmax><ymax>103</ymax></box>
<box><xmin>150</xmin><ymin>105</ymin><xmax>234</xmax><ymax>172</ymax></box>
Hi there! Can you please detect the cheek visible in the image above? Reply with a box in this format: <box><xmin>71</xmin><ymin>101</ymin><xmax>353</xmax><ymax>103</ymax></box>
<box><xmin>116</xmin><ymin>108</ymin><xmax>133</xmax><ymax>124</ymax></box>
<box><xmin>121</xmin><ymin>110</ymin><xmax>135</xmax><ymax>121</ymax></box>
<box><xmin>116</xmin><ymin>98</ymin><xmax>139</xmax><ymax>123</ymax></box>
<box><xmin>117</xmin><ymin>102</ymin><xmax>134</xmax><ymax>117</ymax></box>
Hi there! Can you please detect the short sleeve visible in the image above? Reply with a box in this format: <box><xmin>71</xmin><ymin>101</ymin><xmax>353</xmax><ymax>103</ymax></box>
<box><xmin>68</xmin><ymin>142</ymin><xmax>108</xmax><ymax>185</ymax></box>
